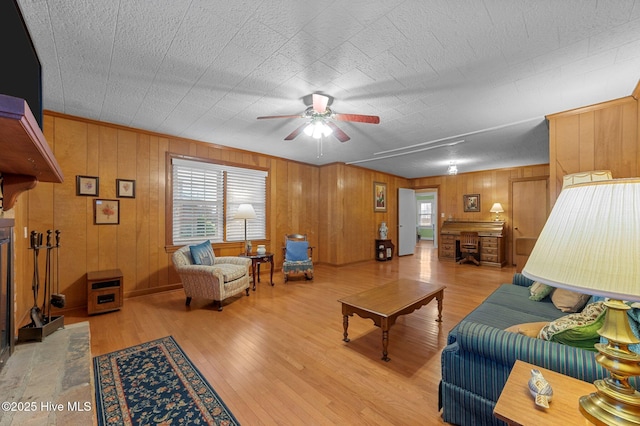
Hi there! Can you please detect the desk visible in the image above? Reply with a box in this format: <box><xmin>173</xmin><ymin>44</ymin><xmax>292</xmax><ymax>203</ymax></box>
<box><xmin>239</xmin><ymin>252</ymin><xmax>274</xmax><ymax>290</ymax></box>
<box><xmin>494</xmin><ymin>360</ymin><xmax>595</xmax><ymax>426</ymax></box>
<box><xmin>440</xmin><ymin>220</ymin><xmax>506</xmax><ymax>267</ymax></box>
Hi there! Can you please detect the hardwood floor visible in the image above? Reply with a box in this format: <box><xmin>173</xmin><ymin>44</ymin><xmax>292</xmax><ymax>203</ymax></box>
<box><xmin>66</xmin><ymin>241</ymin><xmax>517</xmax><ymax>425</ymax></box>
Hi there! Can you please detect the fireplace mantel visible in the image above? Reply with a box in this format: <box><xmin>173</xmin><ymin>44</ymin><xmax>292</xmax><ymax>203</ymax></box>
<box><xmin>0</xmin><ymin>94</ymin><xmax>64</xmax><ymax>210</ymax></box>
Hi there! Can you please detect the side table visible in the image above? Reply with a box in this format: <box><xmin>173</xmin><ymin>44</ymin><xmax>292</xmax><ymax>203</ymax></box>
<box><xmin>375</xmin><ymin>239</ymin><xmax>394</xmax><ymax>261</ymax></box>
<box><xmin>494</xmin><ymin>360</ymin><xmax>595</xmax><ymax>425</ymax></box>
<box><xmin>239</xmin><ymin>252</ymin><xmax>274</xmax><ymax>290</ymax></box>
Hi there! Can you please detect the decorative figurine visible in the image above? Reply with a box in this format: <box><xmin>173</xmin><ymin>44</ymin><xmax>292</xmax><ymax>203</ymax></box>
<box><xmin>528</xmin><ymin>369</ymin><xmax>553</xmax><ymax>408</ymax></box>
<box><xmin>379</xmin><ymin>222</ymin><xmax>388</xmax><ymax>239</ymax></box>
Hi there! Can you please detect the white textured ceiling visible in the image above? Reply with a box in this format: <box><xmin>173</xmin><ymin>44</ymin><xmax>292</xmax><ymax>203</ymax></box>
<box><xmin>17</xmin><ymin>0</ymin><xmax>640</xmax><ymax>178</ymax></box>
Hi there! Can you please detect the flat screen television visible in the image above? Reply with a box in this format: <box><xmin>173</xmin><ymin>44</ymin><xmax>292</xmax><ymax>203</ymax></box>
<box><xmin>0</xmin><ymin>0</ymin><xmax>43</xmax><ymax>130</ymax></box>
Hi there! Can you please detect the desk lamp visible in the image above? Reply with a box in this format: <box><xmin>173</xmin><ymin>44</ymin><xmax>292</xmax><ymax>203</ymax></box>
<box><xmin>234</xmin><ymin>204</ymin><xmax>256</xmax><ymax>254</ymax></box>
<box><xmin>489</xmin><ymin>203</ymin><xmax>504</xmax><ymax>221</ymax></box>
<box><xmin>522</xmin><ymin>178</ymin><xmax>640</xmax><ymax>425</ymax></box>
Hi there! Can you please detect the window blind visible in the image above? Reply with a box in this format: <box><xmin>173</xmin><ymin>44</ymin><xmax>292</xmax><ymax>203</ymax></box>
<box><xmin>226</xmin><ymin>169</ymin><xmax>267</xmax><ymax>242</ymax></box>
<box><xmin>172</xmin><ymin>158</ymin><xmax>267</xmax><ymax>245</ymax></box>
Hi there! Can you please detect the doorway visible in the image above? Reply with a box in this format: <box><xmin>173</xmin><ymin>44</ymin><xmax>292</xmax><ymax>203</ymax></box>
<box><xmin>416</xmin><ymin>191</ymin><xmax>437</xmax><ymax>244</ymax></box>
<box><xmin>398</xmin><ymin>188</ymin><xmax>439</xmax><ymax>257</ymax></box>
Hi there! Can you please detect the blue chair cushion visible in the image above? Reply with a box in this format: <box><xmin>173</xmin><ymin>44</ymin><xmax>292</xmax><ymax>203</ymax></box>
<box><xmin>286</xmin><ymin>240</ymin><xmax>309</xmax><ymax>261</ymax></box>
<box><xmin>189</xmin><ymin>240</ymin><xmax>215</xmax><ymax>265</ymax></box>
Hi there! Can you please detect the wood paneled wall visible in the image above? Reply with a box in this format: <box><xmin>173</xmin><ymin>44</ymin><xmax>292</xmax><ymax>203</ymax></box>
<box><xmin>15</xmin><ymin>112</ymin><xmax>323</xmax><ymax>324</ymax></box>
<box><xmin>409</xmin><ymin>164</ymin><xmax>550</xmax><ymax>265</ymax></box>
<box><xmin>547</xmin><ymin>95</ymin><xmax>640</xmax><ymax>205</ymax></box>
<box><xmin>318</xmin><ymin>163</ymin><xmax>409</xmax><ymax>265</ymax></box>
<box><xmin>12</xmin><ymin>111</ymin><xmax>551</xmax><ymax>325</ymax></box>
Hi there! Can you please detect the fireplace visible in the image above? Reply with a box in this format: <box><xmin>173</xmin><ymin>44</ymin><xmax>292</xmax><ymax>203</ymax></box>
<box><xmin>0</xmin><ymin>218</ymin><xmax>14</xmax><ymax>371</ymax></box>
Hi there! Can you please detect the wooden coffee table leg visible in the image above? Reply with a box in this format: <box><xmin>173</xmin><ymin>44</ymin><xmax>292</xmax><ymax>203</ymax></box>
<box><xmin>382</xmin><ymin>329</ymin><xmax>390</xmax><ymax>362</ymax></box>
<box><xmin>342</xmin><ymin>314</ymin><xmax>350</xmax><ymax>342</ymax></box>
<box><xmin>436</xmin><ymin>291</ymin><xmax>444</xmax><ymax>322</ymax></box>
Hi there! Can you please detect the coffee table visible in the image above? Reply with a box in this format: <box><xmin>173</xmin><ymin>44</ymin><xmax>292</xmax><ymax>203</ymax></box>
<box><xmin>338</xmin><ymin>279</ymin><xmax>445</xmax><ymax>361</ymax></box>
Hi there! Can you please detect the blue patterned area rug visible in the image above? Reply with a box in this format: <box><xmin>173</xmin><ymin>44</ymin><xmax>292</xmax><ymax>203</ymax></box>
<box><xmin>93</xmin><ymin>336</ymin><xmax>240</xmax><ymax>425</ymax></box>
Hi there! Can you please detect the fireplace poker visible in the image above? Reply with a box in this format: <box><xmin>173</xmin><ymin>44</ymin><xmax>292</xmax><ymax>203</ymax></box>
<box><xmin>50</xmin><ymin>230</ymin><xmax>65</xmax><ymax>309</ymax></box>
<box><xmin>41</xmin><ymin>230</ymin><xmax>52</xmax><ymax>321</ymax></box>
<box><xmin>29</xmin><ymin>231</ymin><xmax>43</xmax><ymax>328</ymax></box>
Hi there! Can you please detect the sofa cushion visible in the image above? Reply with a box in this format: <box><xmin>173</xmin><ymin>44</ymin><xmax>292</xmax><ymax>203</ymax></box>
<box><xmin>214</xmin><ymin>264</ymin><xmax>246</xmax><ymax>282</ymax></box>
<box><xmin>529</xmin><ymin>282</ymin><xmax>553</xmax><ymax>301</ymax></box>
<box><xmin>551</xmin><ymin>288</ymin><xmax>591</xmax><ymax>313</ymax></box>
<box><xmin>538</xmin><ymin>302</ymin><xmax>606</xmax><ymax>351</ymax></box>
<box><xmin>447</xmin><ymin>284</ymin><xmax>567</xmax><ymax>344</ymax></box>
<box><xmin>189</xmin><ymin>240</ymin><xmax>215</xmax><ymax>266</ymax></box>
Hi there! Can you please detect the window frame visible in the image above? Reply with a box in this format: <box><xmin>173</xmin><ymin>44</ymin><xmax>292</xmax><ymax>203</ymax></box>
<box><xmin>418</xmin><ymin>201</ymin><xmax>433</xmax><ymax>227</ymax></box>
<box><xmin>166</xmin><ymin>153</ymin><xmax>269</xmax><ymax>248</ymax></box>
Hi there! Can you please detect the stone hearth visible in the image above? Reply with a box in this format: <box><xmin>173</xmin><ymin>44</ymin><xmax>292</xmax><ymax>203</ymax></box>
<box><xmin>0</xmin><ymin>322</ymin><xmax>93</xmax><ymax>425</ymax></box>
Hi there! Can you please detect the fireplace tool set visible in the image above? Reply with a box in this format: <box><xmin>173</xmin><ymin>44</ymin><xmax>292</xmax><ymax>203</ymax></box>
<box><xmin>18</xmin><ymin>229</ymin><xmax>65</xmax><ymax>342</ymax></box>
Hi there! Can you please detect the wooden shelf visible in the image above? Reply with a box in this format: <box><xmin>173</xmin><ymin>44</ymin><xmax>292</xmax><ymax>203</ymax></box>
<box><xmin>0</xmin><ymin>94</ymin><xmax>63</xmax><ymax>210</ymax></box>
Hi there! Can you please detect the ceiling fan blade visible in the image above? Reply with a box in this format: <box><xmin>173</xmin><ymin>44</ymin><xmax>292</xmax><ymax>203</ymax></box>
<box><xmin>284</xmin><ymin>123</ymin><xmax>308</xmax><ymax>140</ymax></box>
<box><xmin>257</xmin><ymin>114</ymin><xmax>302</xmax><ymax>120</ymax></box>
<box><xmin>334</xmin><ymin>113</ymin><xmax>380</xmax><ymax>124</ymax></box>
<box><xmin>326</xmin><ymin>122</ymin><xmax>350</xmax><ymax>142</ymax></box>
<box><xmin>312</xmin><ymin>93</ymin><xmax>329</xmax><ymax>113</ymax></box>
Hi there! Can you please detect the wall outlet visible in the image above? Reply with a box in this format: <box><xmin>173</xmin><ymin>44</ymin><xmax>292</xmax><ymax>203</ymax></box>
<box><xmin>441</xmin><ymin>213</ymin><xmax>445</xmax><ymax>218</ymax></box>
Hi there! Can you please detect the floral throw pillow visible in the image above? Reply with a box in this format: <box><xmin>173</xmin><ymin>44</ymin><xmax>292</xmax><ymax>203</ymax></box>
<box><xmin>538</xmin><ymin>302</ymin><xmax>606</xmax><ymax>351</ymax></box>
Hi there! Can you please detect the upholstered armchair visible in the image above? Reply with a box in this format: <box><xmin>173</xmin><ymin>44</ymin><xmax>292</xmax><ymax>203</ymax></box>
<box><xmin>172</xmin><ymin>242</ymin><xmax>251</xmax><ymax>311</ymax></box>
<box><xmin>282</xmin><ymin>234</ymin><xmax>314</xmax><ymax>282</ymax></box>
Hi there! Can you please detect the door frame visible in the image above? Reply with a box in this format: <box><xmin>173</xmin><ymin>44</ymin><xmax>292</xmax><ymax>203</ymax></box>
<box><xmin>412</xmin><ymin>185</ymin><xmax>440</xmax><ymax>249</ymax></box>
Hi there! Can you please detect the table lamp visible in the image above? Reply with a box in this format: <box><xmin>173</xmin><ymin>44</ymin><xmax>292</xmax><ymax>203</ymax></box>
<box><xmin>489</xmin><ymin>202</ymin><xmax>504</xmax><ymax>221</ymax></box>
<box><xmin>522</xmin><ymin>178</ymin><xmax>640</xmax><ymax>425</ymax></box>
<box><xmin>234</xmin><ymin>204</ymin><xmax>256</xmax><ymax>254</ymax></box>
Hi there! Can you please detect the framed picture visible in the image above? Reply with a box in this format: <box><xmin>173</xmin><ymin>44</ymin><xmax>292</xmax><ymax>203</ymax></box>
<box><xmin>463</xmin><ymin>194</ymin><xmax>480</xmax><ymax>212</ymax></box>
<box><xmin>94</xmin><ymin>199</ymin><xmax>120</xmax><ymax>225</ymax></box>
<box><xmin>374</xmin><ymin>181</ymin><xmax>387</xmax><ymax>212</ymax></box>
<box><xmin>76</xmin><ymin>175</ymin><xmax>99</xmax><ymax>196</ymax></box>
<box><xmin>116</xmin><ymin>179</ymin><xmax>136</xmax><ymax>198</ymax></box>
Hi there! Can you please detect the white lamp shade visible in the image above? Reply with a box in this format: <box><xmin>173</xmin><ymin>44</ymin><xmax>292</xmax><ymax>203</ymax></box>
<box><xmin>522</xmin><ymin>178</ymin><xmax>640</xmax><ymax>301</ymax></box>
<box><xmin>562</xmin><ymin>170</ymin><xmax>612</xmax><ymax>189</ymax></box>
<box><xmin>489</xmin><ymin>203</ymin><xmax>504</xmax><ymax>213</ymax></box>
<box><xmin>234</xmin><ymin>204</ymin><xmax>256</xmax><ymax>220</ymax></box>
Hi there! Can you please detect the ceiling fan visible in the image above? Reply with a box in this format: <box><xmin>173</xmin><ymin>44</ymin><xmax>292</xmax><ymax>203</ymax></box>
<box><xmin>257</xmin><ymin>93</ymin><xmax>380</xmax><ymax>142</ymax></box>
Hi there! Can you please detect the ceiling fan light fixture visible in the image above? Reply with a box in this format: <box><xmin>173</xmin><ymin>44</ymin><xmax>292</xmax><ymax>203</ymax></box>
<box><xmin>322</xmin><ymin>122</ymin><xmax>333</xmax><ymax>137</ymax></box>
<box><xmin>304</xmin><ymin>123</ymin><xmax>314</xmax><ymax>136</ymax></box>
<box><xmin>305</xmin><ymin>120</ymin><xmax>332</xmax><ymax>139</ymax></box>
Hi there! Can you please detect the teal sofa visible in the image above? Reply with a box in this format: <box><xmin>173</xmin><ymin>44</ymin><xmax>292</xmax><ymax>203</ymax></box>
<box><xmin>438</xmin><ymin>273</ymin><xmax>611</xmax><ymax>426</ymax></box>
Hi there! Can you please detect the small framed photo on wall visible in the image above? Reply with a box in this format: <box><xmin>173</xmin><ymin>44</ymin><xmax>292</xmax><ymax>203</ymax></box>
<box><xmin>116</xmin><ymin>179</ymin><xmax>136</xmax><ymax>198</ymax></box>
<box><xmin>76</xmin><ymin>175</ymin><xmax>99</xmax><ymax>196</ymax></box>
<box><xmin>463</xmin><ymin>194</ymin><xmax>480</xmax><ymax>212</ymax></box>
<box><xmin>94</xmin><ymin>199</ymin><xmax>120</xmax><ymax>225</ymax></box>
<box><xmin>374</xmin><ymin>181</ymin><xmax>387</xmax><ymax>212</ymax></box>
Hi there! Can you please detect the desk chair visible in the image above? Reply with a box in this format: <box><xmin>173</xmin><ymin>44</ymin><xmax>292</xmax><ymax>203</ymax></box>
<box><xmin>458</xmin><ymin>232</ymin><xmax>480</xmax><ymax>266</ymax></box>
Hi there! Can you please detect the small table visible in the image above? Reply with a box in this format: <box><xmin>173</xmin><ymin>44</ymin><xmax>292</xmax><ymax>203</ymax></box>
<box><xmin>338</xmin><ymin>279</ymin><xmax>445</xmax><ymax>361</ymax></box>
<box><xmin>239</xmin><ymin>252</ymin><xmax>274</xmax><ymax>290</ymax></box>
<box><xmin>494</xmin><ymin>360</ymin><xmax>596</xmax><ymax>425</ymax></box>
